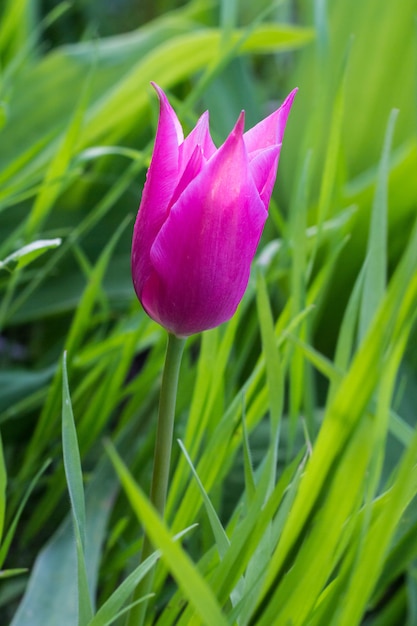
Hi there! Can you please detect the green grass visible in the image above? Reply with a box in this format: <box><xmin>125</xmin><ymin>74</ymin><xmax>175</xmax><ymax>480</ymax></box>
<box><xmin>1</xmin><ymin>0</ymin><xmax>417</xmax><ymax>624</ymax></box>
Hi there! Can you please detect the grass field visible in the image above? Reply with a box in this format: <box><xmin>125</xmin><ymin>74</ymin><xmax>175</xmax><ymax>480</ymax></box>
<box><xmin>1</xmin><ymin>0</ymin><xmax>417</xmax><ymax>624</ymax></box>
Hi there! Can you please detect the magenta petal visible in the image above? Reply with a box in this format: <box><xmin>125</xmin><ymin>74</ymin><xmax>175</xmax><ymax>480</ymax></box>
<box><xmin>169</xmin><ymin>145</ymin><xmax>203</xmax><ymax>210</ymax></box>
<box><xmin>141</xmin><ymin>113</ymin><xmax>267</xmax><ymax>336</ymax></box>
<box><xmin>179</xmin><ymin>111</ymin><xmax>217</xmax><ymax>176</ymax></box>
<box><xmin>131</xmin><ymin>84</ymin><xmax>183</xmax><ymax>300</ymax></box>
<box><xmin>249</xmin><ymin>145</ymin><xmax>281</xmax><ymax>209</ymax></box>
<box><xmin>151</xmin><ymin>83</ymin><xmax>183</xmax><ymax>144</ymax></box>
<box><xmin>244</xmin><ymin>88</ymin><xmax>298</xmax><ymax>154</ymax></box>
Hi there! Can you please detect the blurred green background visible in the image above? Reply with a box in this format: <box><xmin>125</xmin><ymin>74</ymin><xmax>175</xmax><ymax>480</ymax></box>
<box><xmin>1</xmin><ymin>0</ymin><xmax>416</xmax><ymax>624</ymax></box>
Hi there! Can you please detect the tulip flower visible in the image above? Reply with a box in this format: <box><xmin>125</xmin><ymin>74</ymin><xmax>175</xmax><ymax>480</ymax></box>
<box><xmin>132</xmin><ymin>83</ymin><xmax>297</xmax><ymax>337</ymax></box>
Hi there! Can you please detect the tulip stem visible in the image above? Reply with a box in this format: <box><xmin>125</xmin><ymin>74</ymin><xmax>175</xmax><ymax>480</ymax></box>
<box><xmin>126</xmin><ymin>332</ymin><xmax>186</xmax><ymax>626</ymax></box>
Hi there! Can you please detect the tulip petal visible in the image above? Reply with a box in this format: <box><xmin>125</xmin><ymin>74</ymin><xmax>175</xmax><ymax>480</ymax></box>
<box><xmin>169</xmin><ymin>145</ymin><xmax>203</xmax><ymax>210</ymax></box>
<box><xmin>132</xmin><ymin>84</ymin><xmax>183</xmax><ymax>299</ymax></box>
<box><xmin>179</xmin><ymin>111</ymin><xmax>217</xmax><ymax>176</ymax></box>
<box><xmin>151</xmin><ymin>83</ymin><xmax>184</xmax><ymax>145</ymax></box>
<box><xmin>249</xmin><ymin>145</ymin><xmax>281</xmax><ymax>209</ymax></box>
<box><xmin>244</xmin><ymin>88</ymin><xmax>298</xmax><ymax>154</ymax></box>
<box><xmin>141</xmin><ymin>112</ymin><xmax>267</xmax><ymax>336</ymax></box>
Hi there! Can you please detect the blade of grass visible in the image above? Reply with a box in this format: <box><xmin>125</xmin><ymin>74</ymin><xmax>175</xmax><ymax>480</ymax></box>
<box><xmin>255</xmin><ymin>217</ymin><xmax>417</xmax><ymax>615</ymax></box>
<box><xmin>105</xmin><ymin>441</ymin><xmax>229</xmax><ymax>626</ymax></box>
<box><xmin>0</xmin><ymin>0</ymin><xmax>32</xmax><ymax>60</ymax></box>
<box><xmin>7</xmin><ymin>157</ymin><xmax>144</xmax><ymax>325</ymax></box>
<box><xmin>255</xmin><ymin>415</ymin><xmax>374</xmax><ymax>626</ymax></box>
<box><xmin>0</xmin><ymin>239</ymin><xmax>62</xmax><ymax>271</ymax></box>
<box><xmin>256</xmin><ymin>269</ymin><xmax>283</xmax><ymax>449</ymax></box>
<box><xmin>177</xmin><ymin>438</ymin><xmax>246</xmax><ymax>611</ymax></box>
<box><xmin>87</xmin><ymin>526</ymin><xmax>196</xmax><ymax>626</ymax></box>
<box><xmin>16</xmin><ymin>212</ymin><xmax>132</xmax><ymax>506</ymax></box>
<box><xmin>213</xmin><ymin>451</ymin><xmax>305</xmax><ymax>610</ymax></box>
<box><xmin>307</xmin><ymin>32</ymin><xmax>350</xmax><ymax>279</ymax></box>
<box><xmin>288</xmin><ymin>151</ymin><xmax>311</xmax><ymax>449</ymax></box>
<box><xmin>0</xmin><ymin>459</ymin><xmax>50</xmax><ymax>569</ymax></box>
<box><xmin>62</xmin><ymin>352</ymin><xmax>93</xmax><ymax>625</ymax></box>
<box><xmin>328</xmin><ymin>262</ymin><xmax>366</xmax><ymax>402</ymax></box>
<box><xmin>24</xmin><ymin>74</ymin><xmax>91</xmax><ymax>239</ymax></box>
<box><xmin>335</xmin><ymin>333</ymin><xmax>417</xmax><ymax>626</ymax></box>
<box><xmin>177</xmin><ymin>439</ymin><xmax>229</xmax><ymax>559</ymax></box>
<box><xmin>241</xmin><ymin>404</ymin><xmax>256</xmax><ymax>507</ymax></box>
<box><xmin>0</xmin><ymin>434</ymin><xmax>6</xmax><ymax>543</ymax></box>
<box><xmin>359</xmin><ymin>109</ymin><xmax>399</xmax><ymax>339</ymax></box>
<box><xmin>82</xmin><ymin>24</ymin><xmax>313</xmax><ymax>147</ymax></box>
<box><xmin>220</xmin><ymin>0</ymin><xmax>238</xmax><ymax>44</ymax></box>
<box><xmin>255</xmin><ymin>263</ymin><xmax>285</xmax><ymax>572</ymax></box>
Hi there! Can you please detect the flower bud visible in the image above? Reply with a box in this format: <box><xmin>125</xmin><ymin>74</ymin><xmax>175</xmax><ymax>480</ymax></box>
<box><xmin>132</xmin><ymin>83</ymin><xmax>297</xmax><ymax>336</ymax></box>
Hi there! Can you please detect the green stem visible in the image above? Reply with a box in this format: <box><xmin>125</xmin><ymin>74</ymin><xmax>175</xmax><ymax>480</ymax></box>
<box><xmin>126</xmin><ymin>332</ymin><xmax>186</xmax><ymax>626</ymax></box>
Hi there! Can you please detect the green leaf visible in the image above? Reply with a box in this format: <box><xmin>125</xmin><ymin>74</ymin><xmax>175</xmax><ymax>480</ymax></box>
<box><xmin>62</xmin><ymin>353</ymin><xmax>87</xmax><ymax>549</ymax></box>
<box><xmin>334</xmin><ymin>341</ymin><xmax>417</xmax><ymax>626</ymax></box>
<box><xmin>359</xmin><ymin>108</ymin><xmax>399</xmax><ymax>339</ymax></box>
<box><xmin>106</xmin><ymin>441</ymin><xmax>229</xmax><ymax>626</ymax></box>
<box><xmin>210</xmin><ymin>452</ymin><xmax>305</xmax><ymax>611</ymax></box>
<box><xmin>62</xmin><ymin>352</ymin><xmax>93</xmax><ymax>625</ymax></box>
<box><xmin>241</xmin><ymin>405</ymin><xmax>256</xmax><ymax>506</ymax></box>
<box><xmin>177</xmin><ymin>439</ymin><xmax>230</xmax><ymax>559</ymax></box>
<box><xmin>11</xmin><ymin>437</ymin><xmax>118</xmax><ymax>626</ymax></box>
<box><xmin>24</xmin><ymin>74</ymin><xmax>90</xmax><ymax>238</ymax></box>
<box><xmin>256</xmin><ymin>416</ymin><xmax>374</xmax><ymax>626</ymax></box>
<box><xmin>10</xmin><ymin>534</ymin><xmax>74</xmax><ymax>626</ymax></box>
<box><xmin>0</xmin><ymin>238</ymin><xmax>62</xmax><ymax>272</ymax></box>
<box><xmin>307</xmin><ymin>35</ymin><xmax>350</xmax><ymax>280</ymax></box>
<box><xmin>255</xmin><ymin>269</ymin><xmax>284</xmax><ymax>496</ymax></box>
<box><xmin>328</xmin><ymin>262</ymin><xmax>366</xmax><ymax>402</ymax></box>
<box><xmin>256</xmin><ymin>270</ymin><xmax>283</xmax><ymax>441</ymax></box>
<box><xmin>0</xmin><ymin>434</ymin><xmax>6</xmax><ymax>543</ymax></box>
<box><xmin>87</xmin><ymin>555</ymin><xmax>159</xmax><ymax>626</ymax></box>
<box><xmin>0</xmin><ymin>365</ymin><xmax>55</xmax><ymax>414</ymax></box>
<box><xmin>288</xmin><ymin>150</ymin><xmax>311</xmax><ymax>445</ymax></box>
<box><xmin>254</xmin><ymin>218</ymin><xmax>417</xmax><ymax>622</ymax></box>
<box><xmin>0</xmin><ymin>569</ymin><xmax>27</xmax><ymax>579</ymax></box>
<box><xmin>0</xmin><ymin>460</ymin><xmax>50</xmax><ymax>569</ymax></box>
<box><xmin>87</xmin><ymin>525</ymin><xmax>195</xmax><ymax>626</ymax></box>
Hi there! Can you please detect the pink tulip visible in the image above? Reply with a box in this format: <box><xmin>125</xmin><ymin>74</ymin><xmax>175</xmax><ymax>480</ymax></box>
<box><xmin>132</xmin><ymin>83</ymin><xmax>297</xmax><ymax>337</ymax></box>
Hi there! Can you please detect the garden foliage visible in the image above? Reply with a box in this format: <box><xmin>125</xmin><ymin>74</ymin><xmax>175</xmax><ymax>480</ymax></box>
<box><xmin>0</xmin><ymin>0</ymin><xmax>416</xmax><ymax>624</ymax></box>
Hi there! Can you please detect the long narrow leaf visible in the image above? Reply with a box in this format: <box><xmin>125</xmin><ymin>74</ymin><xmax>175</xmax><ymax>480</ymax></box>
<box><xmin>178</xmin><ymin>439</ymin><xmax>230</xmax><ymax>559</ymax></box>
<box><xmin>62</xmin><ymin>352</ymin><xmax>93</xmax><ymax>625</ymax></box>
<box><xmin>106</xmin><ymin>441</ymin><xmax>229</xmax><ymax>626</ymax></box>
<box><xmin>0</xmin><ymin>433</ymin><xmax>6</xmax><ymax>543</ymax></box>
<box><xmin>87</xmin><ymin>524</ymin><xmax>195</xmax><ymax>626</ymax></box>
<box><xmin>0</xmin><ymin>459</ymin><xmax>50</xmax><ymax>568</ymax></box>
<box><xmin>359</xmin><ymin>109</ymin><xmax>399</xmax><ymax>339</ymax></box>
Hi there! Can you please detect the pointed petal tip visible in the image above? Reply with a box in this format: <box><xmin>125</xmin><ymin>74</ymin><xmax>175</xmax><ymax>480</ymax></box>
<box><xmin>233</xmin><ymin>110</ymin><xmax>246</xmax><ymax>135</ymax></box>
<box><xmin>150</xmin><ymin>83</ymin><xmax>176</xmax><ymax>111</ymax></box>
<box><xmin>195</xmin><ymin>109</ymin><xmax>211</xmax><ymax>133</ymax></box>
<box><xmin>149</xmin><ymin>82</ymin><xmax>184</xmax><ymax>144</ymax></box>
<box><xmin>282</xmin><ymin>87</ymin><xmax>298</xmax><ymax>109</ymax></box>
<box><xmin>150</xmin><ymin>82</ymin><xmax>166</xmax><ymax>102</ymax></box>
